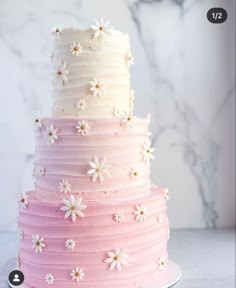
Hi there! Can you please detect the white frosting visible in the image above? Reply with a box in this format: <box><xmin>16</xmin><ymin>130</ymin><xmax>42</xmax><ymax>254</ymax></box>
<box><xmin>51</xmin><ymin>28</ymin><xmax>134</xmax><ymax>117</ymax></box>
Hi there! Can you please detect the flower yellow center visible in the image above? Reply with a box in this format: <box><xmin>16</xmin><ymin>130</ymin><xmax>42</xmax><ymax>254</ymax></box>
<box><xmin>74</xmin><ymin>47</ymin><xmax>79</xmax><ymax>51</ymax></box>
<box><xmin>71</xmin><ymin>205</ymin><xmax>76</xmax><ymax>211</ymax></box>
<box><xmin>134</xmin><ymin>172</ymin><xmax>137</xmax><ymax>176</ymax></box>
<box><xmin>140</xmin><ymin>210</ymin><xmax>144</xmax><ymax>215</ymax></box>
<box><xmin>147</xmin><ymin>149</ymin><xmax>150</xmax><ymax>153</ymax></box>
<box><xmin>56</xmin><ymin>29</ymin><xmax>60</xmax><ymax>33</ymax></box>
<box><xmin>127</xmin><ymin>117</ymin><xmax>131</xmax><ymax>121</ymax></box>
<box><xmin>21</xmin><ymin>198</ymin><xmax>25</xmax><ymax>203</ymax></box>
<box><xmin>96</xmin><ymin>167</ymin><xmax>101</xmax><ymax>172</ymax></box>
<box><xmin>57</xmin><ymin>71</ymin><xmax>62</xmax><ymax>75</ymax></box>
<box><xmin>75</xmin><ymin>271</ymin><xmax>80</xmax><ymax>277</ymax></box>
<box><xmin>96</xmin><ymin>84</ymin><xmax>100</xmax><ymax>89</ymax></box>
<box><xmin>36</xmin><ymin>241</ymin><xmax>40</xmax><ymax>246</ymax></box>
<box><xmin>48</xmin><ymin>132</ymin><xmax>53</xmax><ymax>136</ymax></box>
<box><xmin>35</xmin><ymin>119</ymin><xmax>39</xmax><ymax>123</ymax></box>
<box><xmin>99</xmin><ymin>26</ymin><xmax>103</xmax><ymax>31</ymax></box>
<box><xmin>114</xmin><ymin>256</ymin><xmax>119</xmax><ymax>261</ymax></box>
<box><xmin>80</xmin><ymin>125</ymin><xmax>85</xmax><ymax>130</ymax></box>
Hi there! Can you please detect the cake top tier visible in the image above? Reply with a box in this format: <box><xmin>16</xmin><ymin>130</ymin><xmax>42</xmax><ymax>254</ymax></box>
<box><xmin>51</xmin><ymin>19</ymin><xmax>134</xmax><ymax>118</ymax></box>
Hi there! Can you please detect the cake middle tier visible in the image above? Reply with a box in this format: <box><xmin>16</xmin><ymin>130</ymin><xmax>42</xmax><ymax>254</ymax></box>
<box><xmin>34</xmin><ymin>117</ymin><xmax>153</xmax><ymax>199</ymax></box>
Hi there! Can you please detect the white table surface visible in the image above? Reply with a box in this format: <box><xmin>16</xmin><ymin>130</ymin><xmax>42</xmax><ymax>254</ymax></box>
<box><xmin>0</xmin><ymin>229</ymin><xmax>235</xmax><ymax>288</ymax></box>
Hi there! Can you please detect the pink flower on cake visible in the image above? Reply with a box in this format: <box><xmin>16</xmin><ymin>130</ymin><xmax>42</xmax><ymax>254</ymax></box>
<box><xmin>87</xmin><ymin>156</ymin><xmax>111</xmax><ymax>182</ymax></box>
<box><xmin>142</xmin><ymin>141</ymin><xmax>155</xmax><ymax>162</ymax></box>
<box><xmin>90</xmin><ymin>78</ymin><xmax>105</xmax><ymax>97</ymax></box>
<box><xmin>19</xmin><ymin>193</ymin><xmax>28</xmax><ymax>209</ymax></box>
<box><xmin>65</xmin><ymin>239</ymin><xmax>76</xmax><ymax>250</ymax></box>
<box><xmin>60</xmin><ymin>195</ymin><xmax>87</xmax><ymax>222</ymax></box>
<box><xmin>121</xmin><ymin>113</ymin><xmax>136</xmax><ymax>128</ymax></box>
<box><xmin>129</xmin><ymin>168</ymin><xmax>139</xmax><ymax>180</ymax></box>
<box><xmin>59</xmin><ymin>179</ymin><xmax>71</xmax><ymax>194</ymax></box>
<box><xmin>158</xmin><ymin>256</ymin><xmax>167</xmax><ymax>271</ymax></box>
<box><xmin>70</xmin><ymin>42</ymin><xmax>82</xmax><ymax>55</ymax></box>
<box><xmin>45</xmin><ymin>273</ymin><xmax>55</xmax><ymax>285</ymax></box>
<box><xmin>76</xmin><ymin>99</ymin><xmax>86</xmax><ymax>111</ymax></box>
<box><xmin>54</xmin><ymin>61</ymin><xmax>69</xmax><ymax>86</ymax></box>
<box><xmin>113</xmin><ymin>212</ymin><xmax>124</xmax><ymax>223</ymax></box>
<box><xmin>91</xmin><ymin>18</ymin><xmax>113</xmax><ymax>39</ymax></box>
<box><xmin>76</xmin><ymin>120</ymin><xmax>90</xmax><ymax>135</ymax></box>
<box><xmin>126</xmin><ymin>52</ymin><xmax>134</xmax><ymax>67</ymax></box>
<box><xmin>70</xmin><ymin>268</ymin><xmax>85</xmax><ymax>282</ymax></box>
<box><xmin>52</xmin><ymin>26</ymin><xmax>62</xmax><ymax>37</ymax></box>
<box><xmin>33</xmin><ymin>112</ymin><xmax>44</xmax><ymax>134</ymax></box>
<box><xmin>104</xmin><ymin>248</ymin><xmax>129</xmax><ymax>271</ymax></box>
<box><xmin>32</xmin><ymin>234</ymin><xmax>46</xmax><ymax>253</ymax></box>
<box><xmin>46</xmin><ymin>125</ymin><xmax>58</xmax><ymax>144</ymax></box>
<box><xmin>134</xmin><ymin>203</ymin><xmax>149</xmax><ymax>222</ymax></box>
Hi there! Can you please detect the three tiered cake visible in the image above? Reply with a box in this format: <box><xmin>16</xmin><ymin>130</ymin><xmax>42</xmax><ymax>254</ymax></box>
<box><xmin>18</xmin><ymin>19</ymin><xmax>170</xmax><ymax>288</ymax></box>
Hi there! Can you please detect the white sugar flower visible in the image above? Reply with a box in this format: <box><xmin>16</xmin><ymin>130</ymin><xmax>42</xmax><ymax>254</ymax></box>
<box><xmin>158</xmin><ymin>256</ymin><xmax>167</xmax><ymax>271</ymax></box>
<box><xmin>52</xmin><ymin>26</ymin><xmax>62</xmax><ymax>37</ymax></box>
<box><xmin>104</xmin><ymin>248</ymin><xmax>129</xmax><ymax>271</ymax></box>
<box><xmin>46</xmin><ymin>125</ymin><xmax>58</xmax><ymax>144</ymax></box>
<box><xmin>112</xmin><ymin>107</ymin><xmax>122</xmax><ymax>117</ymax></box>
<box><xmin>126</xmin><ymin>52</ymin><xmax>134</xmax><ymax>67</ymax></box>
<box><xmin>70</xmin><ymin>42</ymin><xmax>82</xmax><ymax>55</ymax></box>
<box><xmin>54</xmin><ymin>61</ymin><xmax>69</xmax><ymax>86</ymax></box>
<box><xmin>65</xmin><ymin>239</ymin><xmax>76</xmax><ymax>250</ymax></box>
<box><xmin>32</xmin><ymin>234</ymin><xmax>46</xmax><ymax>253</ymax></box>
<box><xmin>113</xmin><ymin>212</ymin><xmax>124</xmax><ymax>223</ymax></box>
<box><xmin>142</xmin><ymin>141</ymin><xmax>155</xmax><ymax>162</ymax></box>
<box><xmin>19</xmin><ymin>193</ymin><xmax>28</xmax><ymax>209</ymax></box>
<box><xmin>91</xmin><ymin>18</ymin><xmax>113</xmax><ymax>39</ymax></box>
<box><xmin>19</xmin><ymin>230</ymin><xmax>24</xmax><ymax>240</ymax></box>
<box><xmin>76</xmin><ymin>120</ymin><xmax>90</xmax><ymax>135</ymax></box>
<box><xmin>129</xmin><ymin>168</ymin><xmax>139</xmax><ymax>180</ymax></box>
<box><xmin>33</xmin><ymin>112</ymin><xmax>44</xmax><ymax>134</ymax></box>
<box><xmin>164</xmin><ymin>188</ymin><xmax>169</xmax><ymax>200</ymax></box>
<box><xmin>59</xmin><ymin>179</ymin><xmax>71</xmax><ymax>194</ymax></box>
<box><xmin>76</xmin><ymin>99</ymin><xmax>86</xmax><ymax>111</ymax></box>
<box><xmin>45</xmin><ymin>273</ymin><xmax>55</xmax><ymax>285</ymax></box>
<box><xmin>87</xmin><ymin>156</ymin><xmax>111</xmax><ymax>182</ymax></box>
<box><xmin>71</xmin><ymin>268</ymin><xmax>85</xmax><ymax>282</ymax></box>
<box><xmin>121</xmin><ymin>113</ymin><xmax>136</xmax><ymax>128</ymax></box>
<box><xmin>34</xmin><ymin>166</ymin><xmax>46</xmax><ymax>177</ymax></box>
<box><xmin>60</xmin><ymin>195</ymin><xmax>87</xmax><ymax>222</ymax></box>
<box><xmin>134</xmin><ymin>203</ymin><xmax>149</xmax><ymax>222</ymax></box>
<box><xmin>157</xmin><ymin>214</ymin><xmax>164</xmax><ymax>223</ymax></box>
<box><xmin>90</xmin><ymin>78</ymin><xmax>105</xmax><ymax>97</ymax></box>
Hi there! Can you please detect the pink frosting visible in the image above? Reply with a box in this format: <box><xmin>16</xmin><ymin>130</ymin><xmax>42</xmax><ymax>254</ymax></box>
<box><xmin>18</xmin><ymin>187</ymin><xmax>169</xmax><ymax>288</ymax></box>
<box><xmin>34</xmin><ymin>117</ymin><xmax>152</xmax><ymax>199</ymax></box>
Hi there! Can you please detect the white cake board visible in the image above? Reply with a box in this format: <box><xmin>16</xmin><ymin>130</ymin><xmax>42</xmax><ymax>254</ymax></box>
<box><xmin>146</xmin><ymin>260</ymin><xmax>181</xmax><ymax>288</ymax></box>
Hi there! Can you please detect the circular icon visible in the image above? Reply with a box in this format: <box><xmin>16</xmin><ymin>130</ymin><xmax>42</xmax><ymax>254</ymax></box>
<box><xmin>207</xmin><ymin>7</ymin><xmax>227</xmax><ymax>24</ymax></box>
<box><xmin>8</xmin><ymin>270</ymin><xmax>24</xmax><ymax>287</ymax></box>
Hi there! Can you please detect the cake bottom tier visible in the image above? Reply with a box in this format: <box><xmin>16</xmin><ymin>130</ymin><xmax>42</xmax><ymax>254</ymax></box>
<box><xmin>18</xmin><ymin>187</ymin><xmax>169</xmax><ymax>288</ymax></box>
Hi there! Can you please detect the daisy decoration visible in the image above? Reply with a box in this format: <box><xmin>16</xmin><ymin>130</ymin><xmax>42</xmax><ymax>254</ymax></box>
<box><xmin>71</xmin><ymin>268</ymin><xmax>85</xmax><ymax>282</ymax></box>
<box><xmin>65</xmin><ymin>239</ymin><xmax>76</xmax><ymax>250</ymax></box>
<box><xmin>76</xmin><ymin>120</ymin><xmax>90</xmax><ymax>135</ymax></box>
<box><xmin>113</xmin><ymin>212</ymin><xmax>124</xmax><ymax>223</ymax></box>
<box><xmin>60</xmin><ymin>195</ymin><xmax>87</xmax><ymax>222</ymax></box>
<box><xmin>87</xmin><ymin>156</ymin><xmax>111</xmax><ymax>182</ymax></box>
<box><xmin>134</xmin><ymin>203</ymin><xmax>149</xmax><ymax>222</ymax></box>
<box><xmin>90</xmin><ymin>77</ymin><xmax>105</xmax><ymax>97</ymax></box>
<box><xmin>52</xmin><ymin>26</ymin><xmax>62</xmax><ymax>37</ymax></box>
<box><xmin>126</xmin><ymin>52</ymin><xmax>134</xmax><ymax>67</ymax></box>
<box><xmin>33</xmin><ymin>112</ymin><xmax>44</xmax><ymax>134</ymax></box>
<box><xmin>70</xmin><ymin>42</ymin><xmax>82</xmax><ymax>55</ymax></box>
<box><xmin>45</xmin><ymin>125</ymin><xmax>58</xmax><ymax>144</ymax></box>
<box><xmin>45</xmin><ymin>273</ymin><xmax>55</xmax><ymax>285</ymax></box>
<box><xmin>76</xmin><ymin>99</ymin><xmax>86</xmax><ymax>111</ymax></box>
<box><xmin>32</xmin><ymin>234</ymin><xmax>46</xmax><ymax>253</ymax></box>
<box><xmin>54</xmin><ymin>61</ymin><xmax>69</xmax><ymax>86</ymax></box>
<box><xmin>121</xmin><ymin>113</ymin><xmax>136</xmax><ymax>128</ymax></box>
<box><xmin>129</xmin><ymin>168</ymin><xmax>139</xmax><ymax>180</ymax></box>
<box><xmin>142</xmin><ymin>141</ymin><xmax>155</xmax><ymax>162</ymax></box>
<box><xmin>104</xmin><ymin>248</ymin><xmax>129</xmax><ymax>271</ymax></box>
<box><xmin>19</xmin><ymin>193</ymin><xmax>28</xmax><ymax>209</ymax></box>
<box><xmin>59</xmin><ymin>179</ymin><xmax>71</xmax><ymax>194</ymax></box>
<box><xmin>91</xmin><ymin>18</ymin><xmax>113</xmax><ymax>39</ymax></box>
<box><xmin>158</xmin><ymin>256</ymin><xmax>167</xmax><ymax>271</ymax></box>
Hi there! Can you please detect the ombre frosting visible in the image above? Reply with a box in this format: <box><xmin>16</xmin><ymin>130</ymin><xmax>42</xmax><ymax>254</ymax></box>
<box><xmin>18</xmin><ymin>21</ymin><xmax>169</xmax><ymax>288</ymax></box>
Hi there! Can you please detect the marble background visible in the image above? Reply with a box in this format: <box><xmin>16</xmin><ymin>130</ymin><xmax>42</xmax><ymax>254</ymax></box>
<box><xmin>0</xmin><ymin>0</ymin><xmax>235</xmax><ymax>231</ymax></box>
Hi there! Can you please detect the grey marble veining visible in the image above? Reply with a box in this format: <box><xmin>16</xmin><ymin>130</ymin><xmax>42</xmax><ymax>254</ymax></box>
<box><xmin>0</xmin><ymin>0</ymin><xmax>235</xmax><ymax>231</ymax></box>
